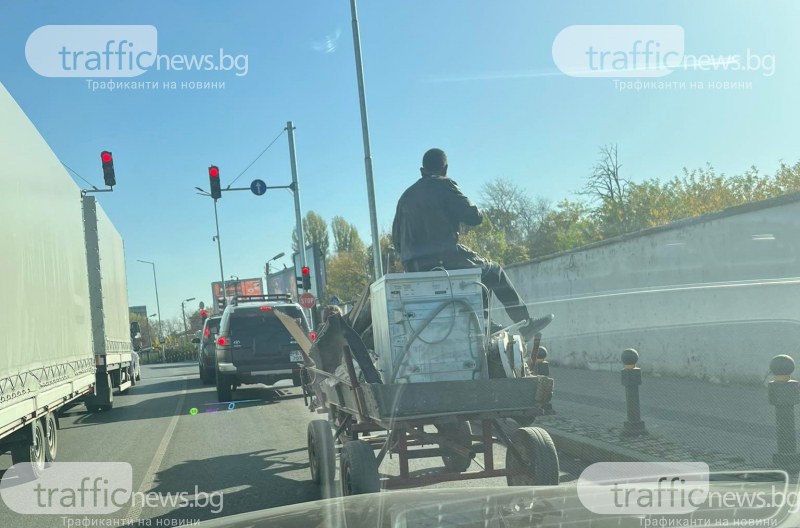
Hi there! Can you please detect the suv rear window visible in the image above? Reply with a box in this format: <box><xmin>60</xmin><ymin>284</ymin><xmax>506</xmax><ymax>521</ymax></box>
<box><xmin>229</xmin><ymin>306</ymin><xmax>307</xmax><ymax>347</ymax></box>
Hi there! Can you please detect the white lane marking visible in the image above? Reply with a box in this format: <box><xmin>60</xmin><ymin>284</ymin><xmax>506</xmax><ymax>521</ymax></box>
<box><xmin>126</xmin><ymin>375</ymin><xmax>187</xmax><ymax>522</ymax></box>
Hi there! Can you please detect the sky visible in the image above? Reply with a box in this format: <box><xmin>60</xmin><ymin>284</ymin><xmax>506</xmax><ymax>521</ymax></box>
<box><xmin>1</xmin><ymin>1</ymin><xmax>799</xmax><ymax>319</ymax></box>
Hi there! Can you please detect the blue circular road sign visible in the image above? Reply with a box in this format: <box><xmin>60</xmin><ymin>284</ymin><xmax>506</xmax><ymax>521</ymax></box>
<box><xmin>250</xmin><ymin>179</ymin><xmax>267</xmax><ymax>196</ymax></box>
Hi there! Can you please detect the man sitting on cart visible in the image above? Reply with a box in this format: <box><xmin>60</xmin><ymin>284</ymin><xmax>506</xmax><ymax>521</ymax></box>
<box><xmin>391</xmin><ymin>148</ymin><xmax>553</xmax><ymax>343</ymax></box>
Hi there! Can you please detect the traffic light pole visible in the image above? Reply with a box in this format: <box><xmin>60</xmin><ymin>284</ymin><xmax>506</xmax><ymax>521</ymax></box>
<box><xmin>286</xmin><ymin>121</ymin><xmax>307</xmax><ymax>275</ymax></box>
<box><xmin>286</xmin><ymin>121</ymin><xmax>314</xmax><ymax>328</ymax></box>
<box><xmin>213</xmin><ymin>198</ymin><xmax>227</xmax><ymax>308</ymax></box>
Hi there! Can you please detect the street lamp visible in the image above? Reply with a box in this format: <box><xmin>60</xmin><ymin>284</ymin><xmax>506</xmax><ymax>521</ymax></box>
<box><xmin>137</xmin><ymin>259</ymin><xmax>164</xmax><ymax>362</ymax></box>
<box><xmin>265</xmin><ymin>252</ymin><xmax>286</xmax><ymax>294</ymax></box>
<box><xmin>181</xmin><ymin>297</ymin><xmax>196</xmax><ymax>335</ymax></box>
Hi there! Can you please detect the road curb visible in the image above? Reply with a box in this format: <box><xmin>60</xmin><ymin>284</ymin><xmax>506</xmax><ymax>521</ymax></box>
<box><xmin>545</xmin><ymin>426</ymin><xmax>661</xmax><ymax>464</ymax></box>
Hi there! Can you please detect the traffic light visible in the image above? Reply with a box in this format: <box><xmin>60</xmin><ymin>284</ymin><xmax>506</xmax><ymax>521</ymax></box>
<box><xmin>209</xmin><ymin>165</ymin><xmax>221</xmax><ymax>199</ymax></box>
<box><xmin>216</xmin><ymin>297</ymin><xmax>226</xmax><ymax>313</ymax></box>
<box><xmin>100</xmin><ymin>151</ymin><xmax>116</xmax><ymax>187</ymax></box>
<box><xmin>301</xmin><ymin>266</ymin><xmax>311</xmax><ymax>291</ymax></box>
<box><xmin>200</xmin><ymin>309</ymin><xmax>208</xmax><ymax>321</ymax></box>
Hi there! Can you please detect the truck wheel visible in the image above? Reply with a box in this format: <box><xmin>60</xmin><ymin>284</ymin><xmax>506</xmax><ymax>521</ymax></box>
<box><xmin>11</xmin><ymin>420</ymin><xmax>46</xmax><ymax>480</ymax></box>
<box><xmin>437</xmin><ymin>422</ymin><xmax>473</xmax><ymax>473</ymax></box>
<box><xmin>505</xmin><ymin>426</ymin><xmax>559</xmax><ymax>486</ymax></box>
<box><xmin>130</xmin><ymin>367</ymin><xmax>137</xmax><ymax>387</ymax></box>
<box><xmin>340</xmin><ymin>440</ymin><xmax>380</xmax><ymax>496</ymax></box>
<box><xmin>216</xmin><ymin>374</ymin><xmax>232</xmax><ymax>402</ymax></box>
<box><xmin>308</xmin><ymin>420</ymin><xmax>335</xmax><ymax>485</ymax></box>
<box><xmin>44</xmin><ymin>413</ymin><xmax>58</xmax><ymax>463</ymax></box>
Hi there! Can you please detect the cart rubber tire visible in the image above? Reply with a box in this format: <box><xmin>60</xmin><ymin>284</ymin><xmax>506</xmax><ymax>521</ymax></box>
<box><xmin>11</xmin><ymin>419</ymin><xmax>46</xmax><ymax>481</ymax></box>
<box><xmin>436</xmin><ymin>422</ymin><xmax>473</xmax><ymax>473</ymax></box>
<box><xmin>308</xmin><ymin>420</ymin><xmax>335</xmax><ymax>485</ymax></box>
<box><xmin>340</xmin><ymin>440</ymin><xmax>380</xmax><ymax>496</ymax></box>
<box><xmin>45</xmin><ymin>413</ymin><xmax>58</xmax><ymax>464</ymax></box>
<box><xmin>506</xmin><ymin>426</ymin><xmax>559</xmax><ymax>486</ymax></box>
<box><xmin>216</xmin><ymin>373</ymin><xmax>233</xmax><ymax>402</ymax></box>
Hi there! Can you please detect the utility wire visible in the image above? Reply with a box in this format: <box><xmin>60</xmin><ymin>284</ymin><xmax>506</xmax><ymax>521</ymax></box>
<box><xmin>61</xmin><ymin>161</ymin><xmax>98</xmax><ymax>189</ymax></box>
<box><xmin>226</xmin><ymin>128</ymin><xmax>286</xmax><ymax>189</ymax></box>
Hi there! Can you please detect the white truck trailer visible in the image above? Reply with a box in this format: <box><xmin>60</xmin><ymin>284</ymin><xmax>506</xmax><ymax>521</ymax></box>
<box><xmin>0</xmin><ymin>82</ymin><xmax>134</xmax><ymax>476</ymax></box>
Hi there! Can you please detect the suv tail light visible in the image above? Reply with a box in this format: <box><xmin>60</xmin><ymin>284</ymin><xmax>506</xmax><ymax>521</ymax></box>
<box><xmin>309</xmin><ymin>331</ymin><xmax>317</xmax><ymax>341</ymax></box>
<box><xmin>217</xmin><ymin>336</ymin><xmax>228</xmax><ymax>346</ymax></box>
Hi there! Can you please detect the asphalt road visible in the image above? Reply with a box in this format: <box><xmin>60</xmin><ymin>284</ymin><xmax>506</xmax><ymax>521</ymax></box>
<box><xmin>0</xmin><ymin>362</ymin><xmax>586</xmax><ymax>527</ymax></box>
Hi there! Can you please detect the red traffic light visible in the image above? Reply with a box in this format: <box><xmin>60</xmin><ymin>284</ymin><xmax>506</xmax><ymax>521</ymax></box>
<box><xmin>208</xmin><ymin>166</ymin><xmax>219</xmax><ymax>178</ymax></box>
<box><xmin>200</xmin><ymin>309</ymin><xmax>208</xmax><ymax>317</ymax></box>
<box><xmin>101</xmin><ymin>152</ymin><xmax>113</xmax><ymax>163</ymax></box>
<box><xmin>301</xmin><ymin>266</ymin><xmax>310</xmax><ymax>275</ymax></box>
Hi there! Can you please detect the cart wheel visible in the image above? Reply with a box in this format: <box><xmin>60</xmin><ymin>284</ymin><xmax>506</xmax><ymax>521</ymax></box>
<box><xmin>340</xmin><ymin>440</ymin><xmax>380</xmax><ymax>496</ymax></box>
<box><xmin>308</xmin><ymin>420</ymin><xmax>335</xmax><ymax>486</ymax></box>
<box><xmin>437</xmin><ymin>422</ymin><xmax>473</xmax><ymax>473</ymax></box>
<box><xmin>505</xmin><ymin>427</ymin><xmax>559</xmax><ymax>486</ymax></box>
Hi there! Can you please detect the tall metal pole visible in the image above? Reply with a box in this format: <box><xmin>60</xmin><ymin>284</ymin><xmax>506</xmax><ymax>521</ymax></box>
<box><xmin>286</xmin><ymin>121</ymin><xmax>307</xmax><ymax>273</ymax></box>
<box><xmin>181</xmin><ymin>301</ymin><xmax>188</xmax><ymax>335</ymax></box>
<box><xmin>350</xmin><ymin>0</ymin><xmax>383</xmax><ymax>279</ymax></box>
<box><xmin>286</xmin><ymin>121</ymin><xmax>314</xmax><ymax>328</ymax></box>
<box><xmin>265</xmin><ymin>261</ymin><xmax>270</xmax><ymax>295</ymax></box>
<box><xmin>213</xmin><ymin>198</ymin><xmax>227</xmax><ymax>308</ymax></box>
<box><xmin>147</xmin><ymin>263</ymin><xmax>164</xmax><ymax>363</ymax></box>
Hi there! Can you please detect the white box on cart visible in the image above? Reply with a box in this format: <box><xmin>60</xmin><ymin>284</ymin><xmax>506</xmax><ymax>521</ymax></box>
<box><xmin>370</xmin><ymin>269</ymin><xmax>486</xmax><ymax>383</ymax></box>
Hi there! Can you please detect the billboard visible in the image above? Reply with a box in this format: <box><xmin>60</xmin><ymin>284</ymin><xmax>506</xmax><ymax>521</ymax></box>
<box><xmin>129</xmin><ymin>305</ymin><xmax>148</xmax><ymax>319</ymax></box>
<box><xmin>267</xmin><ymin>267</ymin><xmax>297</xmax><ymax>299</ymax></box>
<box><xmin>211</xmin><ymin>277</ymin><xmax>264</xmax><ymax>303</ymax></box>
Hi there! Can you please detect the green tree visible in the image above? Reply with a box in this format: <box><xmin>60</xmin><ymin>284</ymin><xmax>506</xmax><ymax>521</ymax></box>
<box><xmin>479</xmin><ymin>178</ymin><xmax>550</xmax><ymax>247</ymax></box>
<box><xmin>528</xmin><ymin>200</ymin><xmax>600</xmax><ymax>258</ymax></box>
<box><xmin>326</xmin><ymin>251</ymin><xmax>371</xmax><ymax>304</ymax></box>
<box><xmin>291</xmin><ymin>211</ymin><xmax>330</xmax><ymax>257</ymax></box>
<box><xmin>331</xmin><ymin>216</ymin><xmax>365</xmax><ymax>254</ymax></box>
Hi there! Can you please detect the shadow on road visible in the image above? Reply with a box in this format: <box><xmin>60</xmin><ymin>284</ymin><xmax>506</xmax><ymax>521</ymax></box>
<box><xmin>58</xmin><ymin>381</ymin><xmax>292</xmax><ymax>426</ymax></box>
<box><xmin>146</xmin><ymin>448</ymin><xmax>319</xmax><ymax>523</ymax></box>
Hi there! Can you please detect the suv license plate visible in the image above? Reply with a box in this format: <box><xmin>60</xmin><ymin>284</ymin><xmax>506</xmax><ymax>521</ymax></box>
<box><xmin>289</xmin><ymin>351</ymin><xmax>303</xmax><ymax>363</ymax></box>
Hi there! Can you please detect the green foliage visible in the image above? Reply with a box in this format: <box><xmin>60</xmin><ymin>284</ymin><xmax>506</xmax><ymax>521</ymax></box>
<box><xmin>331</xmin><ymin>216</ymin><xmax>365</xmax><ymax>254</ymax></box>
<box><xmin>326</xmin><ymin>250</ymin><xmax>370</xmax><ymax>304</ymax></box>
<box><xmin>291</xmin><ymin>211</ymin><xmax>330</xmax><ymax>256</ymax></box>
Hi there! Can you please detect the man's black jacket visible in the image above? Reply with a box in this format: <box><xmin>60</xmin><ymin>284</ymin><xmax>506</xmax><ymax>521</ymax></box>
<box><xmin>391</xmin><ymin>175</ymin><xmax>482</xmax><ymax>265</ymax></box>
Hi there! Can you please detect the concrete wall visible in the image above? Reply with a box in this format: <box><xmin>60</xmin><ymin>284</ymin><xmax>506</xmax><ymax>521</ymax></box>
<box><xmin>502</xmin><ymin>194</ymin><xmax>800</xmax><ymax>384</ymax></box>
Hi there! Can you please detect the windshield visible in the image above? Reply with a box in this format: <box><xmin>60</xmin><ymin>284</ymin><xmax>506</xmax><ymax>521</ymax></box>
<box><xmin>2</xmin><ymin>2</ymin><xmax>799</xmax><ymax>528</ymax></box>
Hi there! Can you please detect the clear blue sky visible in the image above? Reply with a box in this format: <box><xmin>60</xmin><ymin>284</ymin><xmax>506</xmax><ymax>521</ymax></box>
<box><xmin>1</xmin><ymin>1</ymin><xmax>799</xmax><ymax>319</ymax></box>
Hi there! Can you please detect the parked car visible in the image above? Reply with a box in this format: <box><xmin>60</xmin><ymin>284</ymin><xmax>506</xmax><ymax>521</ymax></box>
<box><xmin>214</xmin><ymin>295</ymin><xmax>309</xmax><ymax>402</ymax></box>
<box><xmin>195</xmin><ymin>316</ymin><xmax>222</xmax><ymax>385</ymax></box>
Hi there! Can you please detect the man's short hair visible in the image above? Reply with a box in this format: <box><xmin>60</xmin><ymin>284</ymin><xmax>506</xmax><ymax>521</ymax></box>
<box><xmin>422</xmin><ymin>148</ymin><xmax>447</xmax><ymax>175</ymax></box>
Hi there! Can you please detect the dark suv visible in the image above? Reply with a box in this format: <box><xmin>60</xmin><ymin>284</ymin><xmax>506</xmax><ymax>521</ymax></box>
<box><xmin>214</xmin><ymin>295</ymin><xmax>309</xmax><ymax>402</ymax></box>
<box><xmin>197</xmin><ymin>316</ymin><xmax>221</xmax><ymax>384</ymax></box>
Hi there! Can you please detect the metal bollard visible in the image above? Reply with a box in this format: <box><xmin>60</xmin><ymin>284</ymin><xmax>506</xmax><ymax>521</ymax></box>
<box><xmin>769</xmin><ymin>354</ymin><xmax>800</xmax><ymax>473</ymax></box>
<box><xmin>535</xmin><ymin>346</ymin><xmax>550</xmax><ymax>376</ymax></box>
<box><xmin>621</xmin><ymin>348</ymin><xmax>647</xmax><ymax>437</ymax></box>
<box><xmin>534</xmin><ymin>347</ymin><xmax>555</xmax><ymax>415</ymax></box>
